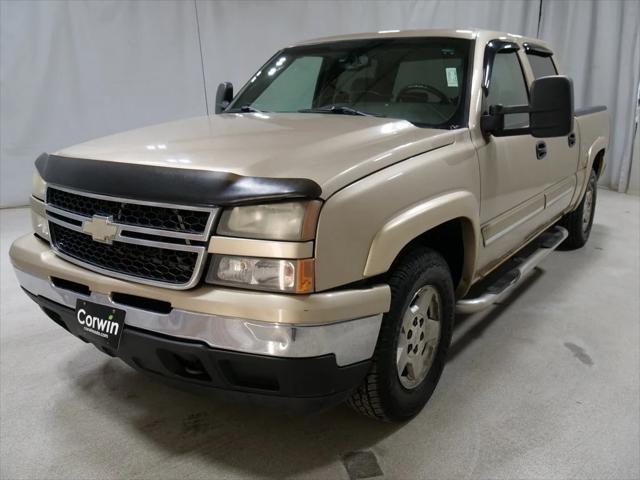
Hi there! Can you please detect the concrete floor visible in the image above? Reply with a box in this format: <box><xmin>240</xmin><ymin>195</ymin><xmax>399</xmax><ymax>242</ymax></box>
<box><xmin>1</xmin><ymin>188</ymin><xmax>639</xmax><ymax>480</ymax></box>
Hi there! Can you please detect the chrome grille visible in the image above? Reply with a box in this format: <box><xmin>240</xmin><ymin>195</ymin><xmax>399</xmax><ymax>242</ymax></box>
<box><xmin>47</xmin><ymin>187</ymin><xmax>210</xmax><ymax>235</ymax></box>
<box><xmin>45</xmin><ymin>186</ymin><xmax>217</xmax><ymax>289</ymax></box>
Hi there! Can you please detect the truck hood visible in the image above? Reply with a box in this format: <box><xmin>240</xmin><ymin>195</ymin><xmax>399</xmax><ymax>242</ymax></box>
<box><xmin>55</xmin><ymin>113</ymin><xmax>457</xmax><ymax>198</ymax></box>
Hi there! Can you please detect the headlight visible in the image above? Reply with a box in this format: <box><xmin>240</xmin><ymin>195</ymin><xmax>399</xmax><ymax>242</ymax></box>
<box><xmin>217</xmin><ymin>200</ymin><xmax>321</xmax><ymax>241</ymax></box>
<box><xmin>206</xmin><ymin>255</ymin><xmax>314</xmax><ymax>293</ymax></box>
<box><xmin>32</xmin><ymin>170</ymin><xmax>47</xmax><ymax>201</ymax></box>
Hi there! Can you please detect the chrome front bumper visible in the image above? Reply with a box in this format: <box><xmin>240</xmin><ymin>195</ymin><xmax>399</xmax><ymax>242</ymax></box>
<box><xmin>14</xmin><ymin>268</ymin><xmax>383</xmax><ymax>367</ymax></box>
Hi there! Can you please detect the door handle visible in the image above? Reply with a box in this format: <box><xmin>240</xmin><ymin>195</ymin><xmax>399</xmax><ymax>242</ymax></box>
<box><xmin>568</xmin><ymin>132</ymin><xmax>576</xmax><ymax>147</ymax></box>
<box><xmin>536</xmin><ymin>141</ymin><xmax>547</xmax><ymax>160</ymax></box>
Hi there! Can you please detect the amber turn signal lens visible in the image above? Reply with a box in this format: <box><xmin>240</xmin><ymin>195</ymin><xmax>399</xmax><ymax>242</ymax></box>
<box><xmin>295</xmin><ymin>258</ymin><xmax>315</xmax><ymax>294</ymax></box>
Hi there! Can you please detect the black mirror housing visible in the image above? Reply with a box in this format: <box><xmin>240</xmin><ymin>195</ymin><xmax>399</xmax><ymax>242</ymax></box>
<box><xmin>481</xmin><ymin>75</ymin><xmax>574</xmax><ymax>138</ymax></box>
<box><xmin>480</xmin><ymin>108</ymin><xmax>504</xmax><ymax>133</ymax></box>
<box><xmin>529</xmin><ymin>76</ymin><xmax>574</xmax><ymax>138</ymax></box>
<box><xmin>215</xmin><ymin>82</ymin><xmax>234</xmax><ymax>114</ymax></box>
<box><xmin>480</xmin><ymin>103</ymin><xmax>530</xmax><ymax>137</ymax></box>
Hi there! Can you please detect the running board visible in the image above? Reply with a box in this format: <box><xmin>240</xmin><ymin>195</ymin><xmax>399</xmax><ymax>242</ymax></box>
<box><xmin>456</xmin><ymin>226</ymin><xmax>568</xmax><ymax>314</ymax></box>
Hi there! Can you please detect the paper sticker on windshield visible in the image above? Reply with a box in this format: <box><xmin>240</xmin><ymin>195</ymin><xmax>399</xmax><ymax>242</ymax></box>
<box><xmin>445</xmin><ymin>68</ymin><xmax>458</xmax><ymax>87</ymax></box>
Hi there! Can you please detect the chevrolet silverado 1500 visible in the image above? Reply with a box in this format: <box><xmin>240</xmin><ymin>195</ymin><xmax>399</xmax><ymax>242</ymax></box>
<box><xmin>10</xmin><ymin>29</ymin><xmax>609</xmax><ymax>421</ymax></box>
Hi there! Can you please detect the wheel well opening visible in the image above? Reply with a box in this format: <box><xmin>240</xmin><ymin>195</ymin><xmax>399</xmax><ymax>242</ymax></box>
<box><xmin>391</xmin><ymin>218</ymin><xmax>466</xmax><ymax>289</ymax></box>
<box><xmin>593</xmin><ymin>150</ymin><xmax>605</xmax><ymax>179</ymax></box>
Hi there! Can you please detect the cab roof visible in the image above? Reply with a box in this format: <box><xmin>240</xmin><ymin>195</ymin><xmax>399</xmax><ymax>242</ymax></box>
<box><xmin>292</xmin><ymin>28</ymin><xmax>549</xmax><ymax>49</ymax></box>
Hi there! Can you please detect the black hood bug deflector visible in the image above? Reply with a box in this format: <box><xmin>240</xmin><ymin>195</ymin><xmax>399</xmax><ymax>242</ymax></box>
<box><xmin>36</xmin><ymin>153</ymin><xmax>322</xmax><ymax>207</ymax></box>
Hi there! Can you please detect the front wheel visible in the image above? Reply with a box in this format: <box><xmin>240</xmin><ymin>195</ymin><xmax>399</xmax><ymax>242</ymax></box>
<box><xmin>560</xmin><ymin>169</ymin><xmax>597</xmax><ymax>249</ymax></box>
<box><xmin>347</xmin><ymin>248</ymin><xmax>455</xmax><ymax>421</ymax></box>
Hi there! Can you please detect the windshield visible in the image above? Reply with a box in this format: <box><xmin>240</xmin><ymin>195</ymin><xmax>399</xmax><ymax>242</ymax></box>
<box><xmin>229</xmin><ymin>38</ymin><xmax>472</xmax><ymax>128</ymax></box>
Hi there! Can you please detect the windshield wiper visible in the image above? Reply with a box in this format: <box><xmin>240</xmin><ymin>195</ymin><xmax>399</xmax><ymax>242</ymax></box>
<box><xmin>298</xmin><ymin>105</ymin><xmax>385</xmax><ymax>117</ymax></box>
<box><xmin>226</xmin><ymin>105</ymin><xmax>264</xmax><ymax>113</ymax></box>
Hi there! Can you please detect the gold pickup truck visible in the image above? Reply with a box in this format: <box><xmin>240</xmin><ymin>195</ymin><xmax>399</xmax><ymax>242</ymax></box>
<box><xmin>10</xmin><ymin>29</ymin><xmax>608</xmax><ymax>421</ymax></box>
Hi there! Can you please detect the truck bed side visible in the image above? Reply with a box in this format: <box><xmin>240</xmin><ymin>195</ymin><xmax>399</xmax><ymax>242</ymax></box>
<box><xmin>571</xmin><ymin>106</ymin><xmax>609</xmax><ymax>208</ymax></box>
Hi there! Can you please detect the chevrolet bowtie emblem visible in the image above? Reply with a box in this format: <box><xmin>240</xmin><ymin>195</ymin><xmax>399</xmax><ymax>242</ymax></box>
<box><xmin>82</xmin><ymin>215</ymin><xmax>119</xmax><ymax>244</ymax></box>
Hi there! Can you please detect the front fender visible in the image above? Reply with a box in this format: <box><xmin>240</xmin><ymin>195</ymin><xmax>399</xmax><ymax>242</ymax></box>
<box><xmin>313</xmin><ymin>132</ymin><xmax>479</xmax><ymax>292</ymax></box>
<box><xmin>363</xmin><ymin>190</ymin><xmax>480</xmax><ymax>294</ymax></box>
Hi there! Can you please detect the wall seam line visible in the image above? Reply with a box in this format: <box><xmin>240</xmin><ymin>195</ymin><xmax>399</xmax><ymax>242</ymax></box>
<box><xmin>194</xmin><ymin>0</ymin><xmax>209</xmax><ymax>116</ymax></box>
<box><xmin>536</xmin><ymin>0</ymin><xmax>543</xmax><ymax>37</ymax></box>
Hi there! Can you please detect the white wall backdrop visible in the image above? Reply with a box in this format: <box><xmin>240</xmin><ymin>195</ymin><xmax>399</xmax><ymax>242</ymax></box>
<box><xmin>538</xmin><ymin>0</ymin><xmax>640</xmax><ymax>192</ymax></box>
<box><xmin>196</xmin><ymin>0</ymin><xmax>540</xmax><ymax>104</ymax></box>
<box><xmin>0</xmin><ymin>0</ymin><xmax>206</xmax><ymax>207</ymax></box>
<box><xmin>1</xmin><ymin>0</ymin><xmax>638</xmax><ymax>207</ymax></box>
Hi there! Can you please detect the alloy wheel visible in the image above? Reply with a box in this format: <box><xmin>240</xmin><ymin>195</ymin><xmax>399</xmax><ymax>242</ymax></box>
<box><xmin>396</xmin><ymin>285</ymin><xmax>442</xmax><ymax>389</ymax></box>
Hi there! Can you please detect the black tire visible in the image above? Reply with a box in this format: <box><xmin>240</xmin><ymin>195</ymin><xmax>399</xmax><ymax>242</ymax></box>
<box><xmin>347</xmin><ymin>248</ymin><xmax>455</xmax><ymax>421</ymax></box>
<box><xmin>560</xmin><ymin>169</ymin><xmax>597</xmax><ymax>250</ymax></box>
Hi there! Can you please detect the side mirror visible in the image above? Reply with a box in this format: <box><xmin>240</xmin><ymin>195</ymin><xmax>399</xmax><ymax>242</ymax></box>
<box><xmin>529</xmin><ymin>76</ymin><xmax>574</xmax><ymax>138</ymax></box>
<box><xmin>480</xmin><ymin>75</ymin><xmax>574</xmax><ymax>138</ymax></box>
<box><xmin>215</xmin><ymin>82</ymin><xmax>233</xmax><ymax>114</ymax></box>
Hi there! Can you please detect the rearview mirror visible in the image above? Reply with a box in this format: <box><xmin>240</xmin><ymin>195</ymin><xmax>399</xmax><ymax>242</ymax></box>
<box><xmin>529</xmin><ymin>76</ymin><xmax>573</xmax><ymax>137</ymax></box>
<box><xmin>480</xmin><ymin>75</ymin><xmax>574</xmax><ymax>138</ymax></box>
<box><xmin>215</xmin><ymin>82</ymin><xmax>233</xmax><ymax>114</ymax></box>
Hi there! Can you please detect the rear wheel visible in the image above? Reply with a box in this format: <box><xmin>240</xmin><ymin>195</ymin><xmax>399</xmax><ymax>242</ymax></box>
<box><xmin>560</xmin><ymin>169</ymin><xmax>597</xmax><ymax>249</ymax></box>
<box><xmin>347</xmin><ymin>248</ymin><xmax>454</xmax><ymax>421</ymax></box>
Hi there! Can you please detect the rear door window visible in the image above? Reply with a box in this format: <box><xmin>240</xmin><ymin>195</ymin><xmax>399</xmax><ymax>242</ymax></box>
<box><xmin>527</xmin><ymin>54</ymin><xmax>558</xmax><ymax>79</ymax></box>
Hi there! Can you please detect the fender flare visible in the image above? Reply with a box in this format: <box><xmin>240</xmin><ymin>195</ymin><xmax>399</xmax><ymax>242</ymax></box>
<box><xmin>571</xmin><ymin>136</ymin><xmax>607</xmax><ymax>209</ymax></box>
<box><xmin>586</xmin><ymin>136</ymin><xmax>607</xmax><ymax>174</ymax></box>
<box><xmin>363</xmin><ymin>190</ymin><xmax>480</xmax><ymax>294</ymax></box>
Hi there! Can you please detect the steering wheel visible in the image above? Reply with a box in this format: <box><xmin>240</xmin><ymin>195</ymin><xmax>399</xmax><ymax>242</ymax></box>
<box><xmin>350</xmin><ymin>89</ymin><xmax>387</xmax><ymax>102</ymax></box>
<box><xmin>395</xmin><ymin>84</ymin><xmax>451</xmax><ymax>104</ymax></box>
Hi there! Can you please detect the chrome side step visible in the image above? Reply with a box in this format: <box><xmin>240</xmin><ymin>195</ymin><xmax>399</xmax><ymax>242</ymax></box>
<box><xmin>456</xmin><ymin>226</ymin><xmax>568</xmax><ymax>314</ymax></box>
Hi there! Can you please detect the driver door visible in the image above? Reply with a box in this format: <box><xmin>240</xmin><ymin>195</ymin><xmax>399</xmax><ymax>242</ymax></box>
<box><xmin>475</xmin><ymin>49</ymin><xmax>550</xmax><ymax>272</ymax></box>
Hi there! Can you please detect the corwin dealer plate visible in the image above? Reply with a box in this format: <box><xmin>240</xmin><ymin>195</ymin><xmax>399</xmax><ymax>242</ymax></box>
<box><xmin>75</xmin><ymin>299</ymin><xmax>126</xmax><ymax>350</ymax></box>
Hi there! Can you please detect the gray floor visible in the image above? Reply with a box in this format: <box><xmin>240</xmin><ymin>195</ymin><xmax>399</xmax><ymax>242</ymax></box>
<box><xmin>1</xmin><ymin>189</ymin><xmax>639</xmax><ymax>480</ymax></box>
